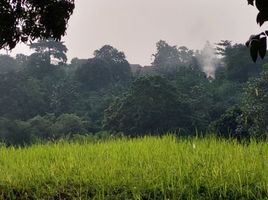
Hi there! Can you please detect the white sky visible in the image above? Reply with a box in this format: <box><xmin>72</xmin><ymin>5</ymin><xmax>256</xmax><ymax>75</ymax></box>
<box><xmin>2</xmin><ymin>0</ymin><xmax>266</xmax><ymax>65</ymax></box>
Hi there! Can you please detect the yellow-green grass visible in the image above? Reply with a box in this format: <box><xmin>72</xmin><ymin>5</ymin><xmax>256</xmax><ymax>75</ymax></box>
<box><xmin>0</xmin><ymin>136</ymin><xmax>268</xmax><ymax>199</ymax></box>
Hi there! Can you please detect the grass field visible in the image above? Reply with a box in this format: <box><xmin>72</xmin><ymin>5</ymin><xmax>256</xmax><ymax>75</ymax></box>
<box><xmin>1</xmin><ymin>135</ymin><xmax>268</xmax><ymax>199</ymax></box>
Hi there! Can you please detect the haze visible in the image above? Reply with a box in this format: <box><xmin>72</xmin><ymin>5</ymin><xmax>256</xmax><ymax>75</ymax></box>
<box><xmin>4</xmin><ymin>0</ymin><xmax>264</xmax><ymax>65</ymax></box>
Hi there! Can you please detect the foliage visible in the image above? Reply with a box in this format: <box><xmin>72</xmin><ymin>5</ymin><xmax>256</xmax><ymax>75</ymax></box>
<box><xmin>94</xmin><ymin>45</ymin><xmax>126</xmax><ymax>64</ymax></box>
<box><xmin>51</xmin><ymin>114</ymin><xmax>87</xmax><ymax>138</ymax></box>
<box><xmin>94</xmin><ymin>45</ymin><xmax>132</xmax><ymax>84</ymax></box>
<box><xmin>151</xmin><ymin>40</ymin><xmax>195</xmax><ymax>77</ymax></box>
<box><xmin>24</xmin><ymin>52</ymin><xmax>53</xmax><ymax>79</ymax></box>
<box><xmin>152</xmin><ymin>40</ymin><xmax>182</xmax><ymax>67</ymax></box>
<box><xmin>103</xmin><ymin>76</ymin><xmax>190</xmax><ymax>135</ymax></box>
<box><xmin>22</xmin><ymin>39</ymin><xmax>68</xmax><ymax>80</ymax></box>
<box><xmin>27</xmin><ymin>115</ymin><xmax>54</xmax><ymax>140</ymax></box>
<box><xmin>0</xmin><ymin>41</ymin><xmax>266</xmax><ymax>143</ymax></box>
<box><xmin>246</xmin><ymin>0</ymin><xmax>268</xmax><ymax>61</ymax></box>
<box><xmin>29</xmin><ymin>39</ymin><xmax>68</xmax><ymax>64</ymax></box>
<box><xmin>68</xmin><ymin>57</ymin><xmax>87</xmax><ymax>73</ymax></box>
<box><xmin>209</xmin><ymin>80</ymin><xmax>243</xmax><ymax>120</ymax></box>
<box><xmin>0</xmin><ymin>0</ymin><xmax>75</xmax><ymax>50</ymax></box>
<box><xmin>211</xmin><ymin>107</ymin><xmax>244</xmax><ymax>139</ymax></box>
<box><xmin>0</xmin><ymin>118</ymin><xmax>32</xmax><ymax>145</ymax></box>
<box><xmin>174</xmin><ymin>66</ymin><xmax>213</xmax><ymax>131</ymax></box>
<box><xmin>216</xmin><ymin>43</ymin><xmax>263</xmax><ymax>82</ymax></box>
<box><xmin>0</xmin><ymin>72</ymin><xmax>48</xmax><ymax>120</ymax></box>
<box><xmin>0</xmin><ymin>55</ymin><xmax>20</xmax><ymax>74</ymax></box>
<box><xmin>242</xmin><ymin>71</ymin><xmax>268</xmax><ymax>137</ymax></box>
<box><xmin>0</xmin><ymin>114</ymin><xmax>94</xmax><ymax>145</ymax></box>
<box><xmin>76</xmin><ymin>58</ymin><xmax>113</xmax><ymax>91</ymax></box>
<box><xmin>76</xmin><ymin>45</ymin><xmax>131</xmax><ymax>91</ymax></box>
<box><xmin>48</xmin><ymin>78</ymin><xmax>79</xmax><ymax>115</ymax></box>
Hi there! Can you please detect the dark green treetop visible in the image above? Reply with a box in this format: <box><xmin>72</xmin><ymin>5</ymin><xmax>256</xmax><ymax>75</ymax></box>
<box><xmin>29</xmin><ymin>39</ymin><xmax>68</xmax><ymax>64</ymax></box>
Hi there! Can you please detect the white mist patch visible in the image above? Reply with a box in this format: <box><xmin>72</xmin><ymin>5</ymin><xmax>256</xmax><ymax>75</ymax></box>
<box><xmin>196</xmin><ymin>42</ymin><xmax>218</xmax><ymax>78</ymax></box>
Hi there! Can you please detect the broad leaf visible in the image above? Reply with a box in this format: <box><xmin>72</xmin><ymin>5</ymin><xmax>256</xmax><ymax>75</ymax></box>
<box><xmin>257</xmin><ymin>11</ymin><xmax>268</xmax><ymax>26</ymax></box>
<box><xmin>250</xmin><ymin>39</ymin><xmax>259</xmax><ymax>62</ymax></box>
<box><xmin>246</xmin><ymin>35</ymin><xmax>259</xmax><ymax>47</ymax></box>
<box><xmin>246</xmin><ymin>40</ymin><xmax>250</xmax><ymax>47</ymax></box>
<box><xmin>255</xmin><ymin>0</ymin><xmax>268</xmax><ymax>11</ymax></box>
<box><xmin>248</xmin><ymin>0</ymin><xmax>254</xmax><ymax>6</ymax></box>
<box><xmin>259</xmin><ymin>36</ymin><xmax>267</xmax><ymax>59</ymax></box>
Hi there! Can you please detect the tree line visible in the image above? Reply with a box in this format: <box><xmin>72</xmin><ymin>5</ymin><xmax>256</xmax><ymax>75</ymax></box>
<box><xmin>0</xmin><ymin>39</ymin><xmax>268</xmax><ymax>145</ymax></box>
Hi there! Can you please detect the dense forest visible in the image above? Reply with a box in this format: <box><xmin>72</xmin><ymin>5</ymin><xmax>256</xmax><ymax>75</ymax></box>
<box><xmin>0</xmin><ymin>39</ymin><xmax>268</xmax><ymax>145</ymax></box>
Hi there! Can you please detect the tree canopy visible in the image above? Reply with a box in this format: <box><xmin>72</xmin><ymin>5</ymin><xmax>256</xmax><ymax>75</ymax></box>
<box><xmin>0</xmin><ymin>39</ymin><xmax>266</xmax><ymax>144</ymax></box>
<box><xmin>29</xmin><ymin>39</ymin><xmax>68</xmax><ymax>64</ymax></box>
<box><xmin>103</xmin><ymin>76</ymin><xmax>190</xmax><ymax>135</ymax></box>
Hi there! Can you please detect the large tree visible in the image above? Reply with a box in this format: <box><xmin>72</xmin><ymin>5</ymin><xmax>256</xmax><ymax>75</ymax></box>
<box><xmin>103</xmin><ymin>76</ymin><xmax>190</xmax><ymax>136</ymax></box>
<box><xmin>0</xmin><ymin>0</ymin><xmax>75</xmax><ymax>50</ymax></box>
<box><xmin>29</xmin><ymin>39</ymin><xmax>68</xmax><ymax>64</ymax></box>
<box><xmin>76</xmin><ymin>45</ymin><xmax>132</xmax><ymax>91</ymax></box>
<box><xmin>242</xmin><ymin>71</ymin><xmax>268</xmax><ymax>137</ymax></box>
<box><xmin>0</xmin><ymin>72</ymin><xmax>48</xmax><ymax>120</ymax></box>
<box><xmin>151</xmin><ymin>40</ymin><xmax>195</xmax><ymax>78</ymax></box>
<box><xmin>94</xmin><ymin>45</ymin><xmax>132</xmax><ymax>84</ymax></box>
<box><xmin>218</xmin><ymin>43</ymin><xmax>264</xmax><ymax>82</ymax></box>
<box><xmin>76</xmin><ymin>58</ymin><xmax>112</xmax><ymax>91</ymax></box>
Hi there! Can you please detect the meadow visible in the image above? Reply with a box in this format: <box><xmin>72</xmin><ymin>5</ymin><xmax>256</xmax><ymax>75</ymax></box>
<box><xmin>0</xmin><ymin>136</ymin><xmax>268</xmax><ymax>199</ymax></box>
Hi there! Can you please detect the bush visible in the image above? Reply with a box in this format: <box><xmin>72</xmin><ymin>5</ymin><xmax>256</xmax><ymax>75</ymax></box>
<box><xmin>0</xmin><ymin>118</ymin><xmax>32</xmax><ymax>145</ymax></box>
<box><xmin>27</xmin><ymin>115</ymin><xmax>54</xmax><ymax>140</ymax></box>
<box><xmin>51</xmin><ymin>114</ymin><xmax>87</xmax><ymax>138</ymax></box>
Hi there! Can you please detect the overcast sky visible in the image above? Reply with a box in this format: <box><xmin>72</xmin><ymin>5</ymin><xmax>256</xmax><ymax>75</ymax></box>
<box><xmin>3</xmin><ymin>0</ymin><xmax>266</xmax><ymax>65</ymax></box>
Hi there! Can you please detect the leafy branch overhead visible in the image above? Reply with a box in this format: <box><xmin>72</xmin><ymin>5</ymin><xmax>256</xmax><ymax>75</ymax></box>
<box><xmin>246</xmin><ymin>0</ymin><xmax>268</xmax><ymax>62</ymax></box>
<box><xmin>0</xmin><ymin>0</ymin><xmax>75</xmax><ymax>50</ymax></box>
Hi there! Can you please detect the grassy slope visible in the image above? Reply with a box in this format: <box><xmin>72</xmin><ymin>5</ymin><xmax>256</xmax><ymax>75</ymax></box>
<box><xmin>0</xmin><ymin>136</ymin><xmax>268</xmax><ymax>199</ymax></box>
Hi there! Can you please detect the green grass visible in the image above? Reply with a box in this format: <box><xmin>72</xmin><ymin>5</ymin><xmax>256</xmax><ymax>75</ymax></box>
<box><xmin>0</xmin><ymin>135</ymin><xmax>268</xmax><ymax>199</ymax></box>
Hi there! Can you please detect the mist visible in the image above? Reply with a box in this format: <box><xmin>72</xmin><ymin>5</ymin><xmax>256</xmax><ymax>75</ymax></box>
<box><xmin>196</xmin><ymin>42</ymin><xmax>219</xmax><ymax>78</ymax></box>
